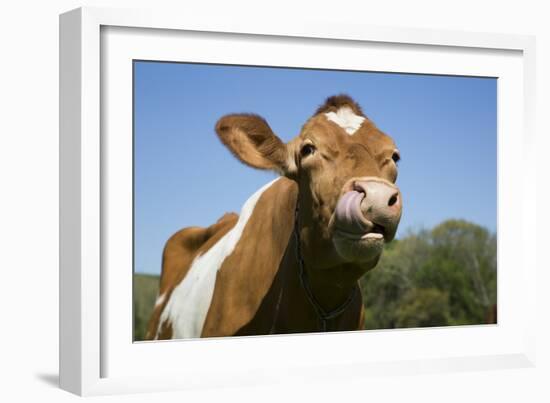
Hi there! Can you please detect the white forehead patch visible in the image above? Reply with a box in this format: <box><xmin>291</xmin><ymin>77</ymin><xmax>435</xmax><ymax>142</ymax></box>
<box><xmin>324</xmin><ymin>106</ymin><xmax>365</xmax><ymax>135</ymax></box>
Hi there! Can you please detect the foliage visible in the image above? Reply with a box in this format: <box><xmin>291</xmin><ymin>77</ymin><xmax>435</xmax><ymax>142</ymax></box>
<box><xmin>133</xmin><ymin>274</ymin><xmax>159</xmax><ymax>341</ymax></box>
<box><xmin>360</xmin><ymin>219</ymin><xmax>497</xmax><ymax>329</ymax></box>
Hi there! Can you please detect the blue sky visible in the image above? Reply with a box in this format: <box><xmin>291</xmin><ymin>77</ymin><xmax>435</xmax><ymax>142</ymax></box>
<box><xmin>134</xmin><ymin>61</ymin><xmax>496</xmax><ymax>275</ymax></box>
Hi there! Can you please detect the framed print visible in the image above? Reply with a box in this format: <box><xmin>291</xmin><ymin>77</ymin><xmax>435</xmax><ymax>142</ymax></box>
<box><xmin>59</xmin><ymin>6</ymin><xmax>537</xmax><ymax>396</ymax></box>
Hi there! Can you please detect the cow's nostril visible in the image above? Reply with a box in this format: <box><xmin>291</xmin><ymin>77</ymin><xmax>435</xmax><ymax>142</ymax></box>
<box><xmin>388</xmin><ymin>193</ymin><xmax>398</xmax><ymax>207</ymax></box>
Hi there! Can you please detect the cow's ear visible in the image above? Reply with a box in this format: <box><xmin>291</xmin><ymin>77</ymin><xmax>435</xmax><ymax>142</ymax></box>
<box><xmin>215</xmin><ymin>114</ymin><xmax>295</xmax><ymax>175</ymax></box>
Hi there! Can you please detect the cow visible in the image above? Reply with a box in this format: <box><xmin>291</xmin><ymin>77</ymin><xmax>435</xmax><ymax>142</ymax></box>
<box><xmin>145</xmin><ymin>94</ymin><xmax>402</xmax><ymax>339</ymax></box>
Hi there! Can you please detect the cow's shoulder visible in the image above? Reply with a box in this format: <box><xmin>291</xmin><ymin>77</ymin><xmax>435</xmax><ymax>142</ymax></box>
<box><xmin>202</xmin><ymin>178</ymin><xmax>299</xmax><ymax>336</ymax></box>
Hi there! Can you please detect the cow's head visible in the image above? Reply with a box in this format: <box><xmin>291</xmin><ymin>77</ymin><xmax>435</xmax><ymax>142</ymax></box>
<box><xmin>215</xmin><ymin>95</ymin><xmax>402</xmax><ymax>279</ymax></box>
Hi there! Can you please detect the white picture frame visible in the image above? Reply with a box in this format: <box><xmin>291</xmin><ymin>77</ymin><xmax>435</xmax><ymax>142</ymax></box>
<box><xmin>59</xmin><ymin>6</ymin><xmax>537</xmax><ymax>396</ymax></box>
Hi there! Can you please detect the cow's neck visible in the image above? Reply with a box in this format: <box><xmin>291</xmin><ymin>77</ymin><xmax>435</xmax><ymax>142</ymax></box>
<box><xmin>286</xmin><ymin>205</ymin><xmax>362</xmax><ymax>330</ymax></box>
<box><xmin>294</xmin><ymin>237</ymin><xmax>358</xmax><ymax>313</ymax></box>
<box><xmin>273</xmin><ymin>232</ymin><xmax>361</xmax><ymax>333</ymax></box>
<box><xmin>301</xmin><ymin>262</ymin><xmax>361</xmax><ymax>313</ymax></box>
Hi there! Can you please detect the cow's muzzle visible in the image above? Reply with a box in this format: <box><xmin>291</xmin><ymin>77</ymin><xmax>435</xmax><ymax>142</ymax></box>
<box><xmin>331</xmin><ymin>177</ymin><xmax>402</xmax><ymax>262</ymax></box>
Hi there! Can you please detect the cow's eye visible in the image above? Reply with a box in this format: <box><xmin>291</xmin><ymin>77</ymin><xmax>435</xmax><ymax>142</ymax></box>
<box><xmin>300</xmin><ymin>144</ymin><xmax>316</xmax><ymax>158</ymax></box>
<box><xmin>392</xmin><ymin>151</ymin><xmax>400</xmax><ymax>164</ymax></box>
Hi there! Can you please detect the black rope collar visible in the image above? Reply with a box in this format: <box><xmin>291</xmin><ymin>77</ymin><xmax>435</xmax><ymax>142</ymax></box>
<box><xmin>293</xmin><ymin>203</ymin><xmax>359</xmax><ymax>332</ymax></box>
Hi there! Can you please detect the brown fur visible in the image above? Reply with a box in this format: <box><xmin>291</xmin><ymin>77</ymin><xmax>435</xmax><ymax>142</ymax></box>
<box><xmin>146</xmin><ymin>94</ymin><xmax>401</xmax><ymax>339</ymax></box>
<box><xmin>314</xmin><ymin>94</ymin><xmax>365</xmax><ymax>116</ymax></box>
<box><xmin>145</xmin><ymin>213</ymin><xmax>238</xmax><ymax>339</ymax></box>
<box><xmin>201</xmin><ymin>178</ymin><xmax>298</xmax><ymax>336</ymax></box>
<box><xmin>215</xmin><ymin>114</ymin><xmax>290</xmax><ymax>173</ymax></box>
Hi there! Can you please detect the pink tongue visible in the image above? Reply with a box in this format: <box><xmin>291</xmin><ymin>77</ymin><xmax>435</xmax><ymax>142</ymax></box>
<box><xmin>334</xmin><ymin>191</ymin><xmax>369</xmax><ymax>234</ymax></box>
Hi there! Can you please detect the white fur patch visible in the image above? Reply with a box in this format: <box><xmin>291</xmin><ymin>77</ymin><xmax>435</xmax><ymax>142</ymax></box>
<box><xmin>325</xmin><ymin>106</ymin><xmax>365</xmax><ymax>135</ymax></box>
<box><xmin>157</xmin><ymin>178</ymin><xmax>280</xmax><ymax>339</ymax></box>
<box><xmin>154</xmin><ymin>293</ymin><xmax>166</xmax><ymax>308</ymax></box>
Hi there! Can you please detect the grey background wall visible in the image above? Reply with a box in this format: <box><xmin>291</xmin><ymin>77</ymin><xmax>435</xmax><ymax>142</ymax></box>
<box><xmin>1</xmin><ymin>1</ymin><xmax>548</xmax><ymax>401</ymax></box>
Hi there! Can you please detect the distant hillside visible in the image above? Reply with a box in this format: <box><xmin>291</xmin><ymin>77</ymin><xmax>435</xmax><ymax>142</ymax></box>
<box><xmin>134</xmin><ymin>273</ymin><xmax>159</xmax><ymax>341</ymax></box>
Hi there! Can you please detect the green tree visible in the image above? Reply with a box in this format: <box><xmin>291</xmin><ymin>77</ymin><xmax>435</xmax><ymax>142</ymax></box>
<box><xmin>360</xmin><ymin>219</ymin><xmax>496</xmax><ymax>329</ymax></box>
<box><xmin>395</xmin><ymin>288</ymin><xmax>450</xmax><ymax>328</ymax></box>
